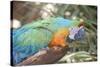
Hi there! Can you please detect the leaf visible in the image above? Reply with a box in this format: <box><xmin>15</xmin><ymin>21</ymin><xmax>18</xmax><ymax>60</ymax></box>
<box><xmin>58</xmin><ymin>51</ymin><xmax>97</xmax><ymax>63</ymax></box>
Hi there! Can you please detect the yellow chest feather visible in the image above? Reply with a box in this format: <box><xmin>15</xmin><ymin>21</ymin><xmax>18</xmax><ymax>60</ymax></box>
<box><xmin>49</xmin><ymin>28</ymin><xmax>69</xmax><ymax>48</ymax></box>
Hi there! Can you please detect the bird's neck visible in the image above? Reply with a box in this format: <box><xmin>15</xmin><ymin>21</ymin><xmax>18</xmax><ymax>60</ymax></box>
<box><xmin>49</xmin><ymin>28</ymin><xmax>69</xmax><ymax>48</ymax></box>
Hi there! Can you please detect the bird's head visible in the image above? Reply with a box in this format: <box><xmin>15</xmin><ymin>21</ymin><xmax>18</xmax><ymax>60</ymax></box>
<box><xmin>68</xmin><ymin>20</ymin><xmax>85</xmax><ymax>42</ymax></box>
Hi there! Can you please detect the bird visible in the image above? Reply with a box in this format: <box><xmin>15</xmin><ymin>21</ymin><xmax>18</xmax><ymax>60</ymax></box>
<box><xmin>11</xmin><ymin>17</ymin><xmax>85</xmax><ymax>66</ymax></box>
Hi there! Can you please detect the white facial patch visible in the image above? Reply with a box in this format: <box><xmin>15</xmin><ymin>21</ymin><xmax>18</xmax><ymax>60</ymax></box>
<box><xmin>68</xmin><ymin>26</ymin><xmax>84</xmax><ymax>40</ymax></box>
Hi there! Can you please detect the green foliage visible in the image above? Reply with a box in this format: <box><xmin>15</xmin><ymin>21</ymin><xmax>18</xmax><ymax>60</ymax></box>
<box><xmin>58</xmin><ymin>51</ymin><xmax>97</xmax><ymax>63</ymax></box>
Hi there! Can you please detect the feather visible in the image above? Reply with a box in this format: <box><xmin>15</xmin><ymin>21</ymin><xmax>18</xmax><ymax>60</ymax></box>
<box><xmin>12</xmin><ymin>17</ymin><xmax>84</xmax><ymax>65</ymax></box>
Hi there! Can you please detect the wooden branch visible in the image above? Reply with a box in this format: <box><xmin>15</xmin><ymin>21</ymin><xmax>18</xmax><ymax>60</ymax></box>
<box><xmin>16</xmin><ymin>47</ymin><xmax>67</xmax><ymax>66</ymax></box>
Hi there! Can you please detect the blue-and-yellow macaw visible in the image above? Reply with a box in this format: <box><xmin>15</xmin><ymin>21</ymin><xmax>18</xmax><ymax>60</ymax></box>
<box><xmin>12</xmin><ymin>17</ymin><xmax>85</xmax><ymax>65</ymax></box>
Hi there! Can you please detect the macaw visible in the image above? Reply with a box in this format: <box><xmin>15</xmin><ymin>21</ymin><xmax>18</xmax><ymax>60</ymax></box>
<box><xmin>12</xmin><ymin>17</ymin><xmax>85</xmax><ymax>65</ymax></box>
